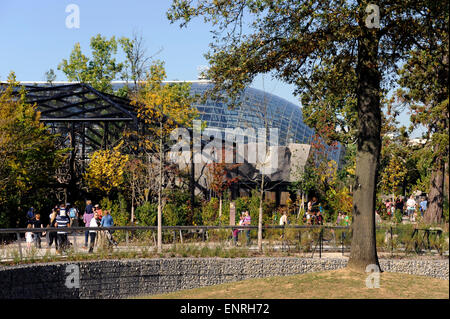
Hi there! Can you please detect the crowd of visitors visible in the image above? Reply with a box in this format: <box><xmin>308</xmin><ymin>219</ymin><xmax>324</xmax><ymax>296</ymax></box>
<box><xmin>304</xmin><ymin>196</ymin><xmax>325</xmax><ymax>225</ymax></box>
<box><xmin>384</xmin><ymin>194</ymin><xmax>428</xmax><ymax>222</ymax></box>
<box><xmin>24</xmin><ymin>200</ymin><xmax>117</xmax><ymax>253</ymax></box>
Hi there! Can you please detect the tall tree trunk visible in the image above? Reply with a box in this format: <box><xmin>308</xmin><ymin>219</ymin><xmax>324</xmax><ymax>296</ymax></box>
<box><xmin>219</xmin><ymin>195</ymin><xmax>223</xmax><ymax>219</ymax></box>
<box><xmin>347</xmin><ymin>2</ymin><xmax>381</xmax><ymax>271</ymax></box>
<box><xmin>157</xmin><ymin>121</ymin><xmax>163</xmax><ymax>253</ymax></box>
<box><xmin>190</xmin><ymin>128</ymin><xmax>195</xmax><ymax>221</ymax></box>
<box><xmin>258</xmin><ymin>174</ymin><xmax>264</xmax><ymax>252</ymax></box>
<box><xmin>425</xmin><ymin>158</ymin><xmax>444</xmax><ymax>224</ymax></box>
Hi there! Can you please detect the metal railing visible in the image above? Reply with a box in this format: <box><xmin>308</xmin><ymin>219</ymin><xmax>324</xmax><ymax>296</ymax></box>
<box><xmin>0</xmin><ymin>224</ymin><xmax>351</xmax><ymax>261</ymax></box>
<box><xmin>0</xmin><ymin>224</ymin><xmax>447</xmax><ymax>263</ymax></box>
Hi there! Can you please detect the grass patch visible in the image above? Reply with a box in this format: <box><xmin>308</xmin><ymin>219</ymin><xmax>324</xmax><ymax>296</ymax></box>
<box><xmin>140</xmin><ymin>269</ymin><xmax>449</xmax><ymax>299</ymax></box>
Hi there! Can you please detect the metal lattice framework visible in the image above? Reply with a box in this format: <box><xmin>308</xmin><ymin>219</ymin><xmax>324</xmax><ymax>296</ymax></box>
<box><xmin>2</xmin><ymin>82</ymin><xmax>292</xmax><ymax>205</ymax></box>
<box><xmin>0</xmin><ymin>82</ymin><xmax>143</xmax><ymax>201</ymax></box>
<box><xmin>21</xmin><ymin>83</ymin><xmax>139</xmax><ymax>152</ymax></box>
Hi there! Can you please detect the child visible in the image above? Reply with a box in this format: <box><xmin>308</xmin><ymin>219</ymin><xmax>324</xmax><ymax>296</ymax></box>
<box><xmin>25</xmin><ymin>224</ymin><xmax>34</xmax><ymax>249</ymax></box>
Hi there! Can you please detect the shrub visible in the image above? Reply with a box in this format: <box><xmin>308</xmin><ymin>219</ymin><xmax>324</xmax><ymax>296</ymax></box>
<box><xmin>201</xmin><ymin>198</ymin><xmax>219</xmax><ymax>225</ymax></box>
<box><xmin>394</xmin><ymin>209</ymin><xmax>403</xmax><ymax>224</ymax></box>
<box><xmin>135</xmin><ymin>202</ymin><xmax>157</xmax><ymax>226</ymax></box>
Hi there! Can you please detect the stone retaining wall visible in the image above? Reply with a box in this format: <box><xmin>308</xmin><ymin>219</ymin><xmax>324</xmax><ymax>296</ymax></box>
<box><xmin>0</xmin><ymin>258</ymin><xmax>447</xmax><ymax>299</ymax></box>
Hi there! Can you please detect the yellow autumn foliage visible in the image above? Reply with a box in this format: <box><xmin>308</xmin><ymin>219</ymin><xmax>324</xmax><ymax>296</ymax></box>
<box><xmin>131</xmin><ymin>61</ymin><xmax>198</xmax><ymax>151</ymax></box>
<box><xmin>380</xmin><ymin>155</ymin><xmax>407</xmax><ymax>196</ymax></box>
<box><xmin>84</xmin><ymin>143</ymin><xmax>129</xmax><ymax>193</ymax></box>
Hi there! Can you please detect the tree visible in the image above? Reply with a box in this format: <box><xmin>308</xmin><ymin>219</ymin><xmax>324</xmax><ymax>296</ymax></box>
<box><xmin>45</xmin><ymin>69</ymin><xmax>56</xmax><ymax>85</ymax></box>
<box><xmin>167</xmin><ymin>0</ymin><xmax>445</xmax><ymax>270</ymax></box>
<box><xmin>132</xmin><ymin>61</ymin><xmax>198</xmax><ymax>252</ymax></box>
<box><xmin>206</xmin><ymin>159</ymin><xmax>240</xmax><ymax>221</ymax></box>
<box><xmin>83</xmin><ymin>142</ymin><xmax>129</xmax><ymax>195</ymax></box>
<box><xmin>396</xmin><ymin>15</ymin><xmax>449</xmax><ymax>223</ymax></box>
<box><xmin>58</xmin><ymin>34</ymin><xmax>124</xmax><ymax>94</ymax></box>
<box><xmin>0</xmin><ymin>73</ymin><xmax>65</xmax><ymax>227</ymax></box>
<box><xmin>119</xmin><ymin>30</ymin><xmax>163</xmax><ymax>96</ymax></box>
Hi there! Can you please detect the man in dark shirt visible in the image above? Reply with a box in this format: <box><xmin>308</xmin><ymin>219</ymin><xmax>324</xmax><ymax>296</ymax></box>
<box><xmin>33</xmin><ymin>213</ymin><xmax>44</xmax><ymax>248</ymax></box>
<box><xmin>395</xmin><ymin>197</ymin><xmax>404</xmax><ymax>215</ymax></box>
<box><xmin>55</xmin><ymin>208</ymin><xmax>70</xmax><ymax>253</ymax></box>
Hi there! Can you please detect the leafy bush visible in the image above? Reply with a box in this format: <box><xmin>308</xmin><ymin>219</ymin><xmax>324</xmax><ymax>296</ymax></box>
<box><xmin>201</xmin><ymin>198</ymin><xmax>219</xmax><ymax>225</ymax></box>
<box><xmin>135</xmin><ymin>202</ymin><xmax>158</xmax><ymax>226</ymax></box>
<box><xmin>164</xmin><ymin>203</ymin><xmax>188</xmax><ymax>226</ymax></box>
<box><xmin>394</xmin><ymin>209</ymin><xmax>403</xmax><ymax>224</ymax></box>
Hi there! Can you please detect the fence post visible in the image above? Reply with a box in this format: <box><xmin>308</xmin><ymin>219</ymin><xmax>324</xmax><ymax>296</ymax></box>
<box><xmin>179</xmin><ymin>230</ymin><xmax>183</xmax><ymax>244</ymax></box>
<box><xmin>152</xmin><ymin>231</ymin><xmax>157</xmax><ymax>247</ymax></box>
<box><xmin>16</xmin><ymin>232</ymin><xmax>23</xmax><ymax>261</ymax></box>
<box><xmin>299</xmin><ymin>230</ymin><xmax>302</xmax><ymax>254</ymax></box>
<box><xmin>319</xmin><ymin>228</ymin><xmax>323</xmax><ymax>259</ymax></box>
<box><xmin>390</xmin><ymin>226</ymin><xmax>393</xmax><ymax>256</ymax></box>
<box><xmin>341</xmin><ymin>231</ymin><xmax>344</xmax><ymax>256</ymax></box>
<box><xmin>126</xmin><ymin>230</ymin><xmax>129</xmax><ymax>247</ymax></box>
<box><xmin>72</xmin><ymin>231</ymin><xmax>77</xmax><ymax>253</ymax></box>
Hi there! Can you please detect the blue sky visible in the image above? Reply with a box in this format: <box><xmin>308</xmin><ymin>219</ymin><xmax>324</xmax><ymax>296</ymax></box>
<box><xmin>0</xmin><ymin>0</ymin><xmax>420</xmax><ymax>136</ymax></box>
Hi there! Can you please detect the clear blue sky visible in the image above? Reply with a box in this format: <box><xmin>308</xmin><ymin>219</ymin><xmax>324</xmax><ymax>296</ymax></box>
<box><xmin>0</xmin><ymin>0</ymin><xmax>420</xmax><ymax>136</ymax></box>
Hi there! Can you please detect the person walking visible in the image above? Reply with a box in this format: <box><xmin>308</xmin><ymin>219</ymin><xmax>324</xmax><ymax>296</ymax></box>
<box><xmin>26</xmin><ymin>207</ymin><xmax>35</xmax><ymax>226</ymax></box>
<box><xmin>33</xmin><ymin>213</ymin><xmax>44</xmax><ymax>248</ymax></box>
<box><xmin>232</xmin><ymin>212</ymin><xmax>245</xmax><ymax>246</ymax></box>
<box><xmin>336</xmin><ymin>212</ymin><xmax>343</xmax><ymax>225</ymax></box>
<box><xmin>55</xmin><ymin>207</ymin><xmax>70</xmax><ymax>253</ymax></box>
<box><xmin>395</xmin><ymin>196</ymin><xmax>404</xmax><ymax>216</ymax></box>
<box><xmin>89</xmin><ymin>211</ymin><xmax>100</xmax><ymax>253</ymax></box>
<box><xmin>25</xmin><ymin>224</ymin><xmax>34</xmax><ymax>250</ymax></box>
<box><xmin>419</xmin><ymin>196</ymin><xmax>428</xmax><ymax>217</ymax></box>
<box><xmin>243</xmin><ymin>211</ymin><xmax>251</xmax><ymax>245</ymax></box>
<box><xmin>279</xmin><ymin>210</ymin><xmax>288</xmax><ymax>240</ymax></box>
<box><xmin>83</xmin><ymin>200</ymin><xmax>94</xmax><ymax>248</ymax></box>
<box><xmin>406</xmin><ymin>195</ymin><xmax>417</xmax><ymax>221</ymax></box>
<box><xmin>100</xmin><ymin>210</ymin><xmax>117</xmax><ymax>246</ymax></box>
<box><xmin>47</xmin><ymin>209</ymin><xmax>58</xmax><ymax>249</ymax></box>
<box><xmin>68</xmin><ymin>204</ymin><xmax>79</xmax><ymax>227</ymax></box>
<box><xmin>94</xmin><ymin>204</ymin><xmax>103</xmax><ymax>221</ymax></box>
<box><xmin>316</xmin><ymin>211</ymin><xmax>324</xmax><ymax>225</ymax></box>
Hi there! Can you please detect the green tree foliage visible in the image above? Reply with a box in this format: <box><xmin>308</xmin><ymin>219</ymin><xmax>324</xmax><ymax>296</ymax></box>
<box><xmin>0</xmin><ymin>73</ymin><xmax>65</xmax><ymax>227</ymax></box>
<box><xmin>58</xmin><ymin>34</ymin><xmax>124</xmax><ymax>94</ymax></box>
<box><xmin>396</xmin><ymin>8</ymin><xmax>449</xmax><ymax>223</ymax></box>
<box><xmin>167</xmin><ymin>0</ymin><xmax>447</xmax><ymax>270</ymax></box>
<box><xmin>135</xmin><ymin>202</ymin><xmax>158</xmax><ymax>226</ymax></box>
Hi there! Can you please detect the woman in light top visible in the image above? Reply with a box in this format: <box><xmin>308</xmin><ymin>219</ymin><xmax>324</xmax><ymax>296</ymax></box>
<box><xmin>88</xmin><ymin>212</ymin><xmax>99</xmax><ymax>253</ymax></box>
<box><xmin>25</xmin><ymin>224</ymin><xmax>34</xmax><ymax>249</ymax></box>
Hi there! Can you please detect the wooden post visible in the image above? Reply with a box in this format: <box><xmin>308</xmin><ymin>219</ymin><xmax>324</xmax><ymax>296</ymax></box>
<box><xmin>16</xmin><ymin>232</ymin><xmax>23</xmax><ymax>260</ymax></box>
<box><xmin>390</xmin><ymin>226</ymin><xmax>393</xmax><ymax>256</ymax></box>
<box><xmin>179</xmin><ymin>230</ymin><xmax>183</xmax><ymax>244</ymax></box>
<box><xmin>73</xmin><ymin>232</ymin><xmax>77</xmax><ymax>253</ymax></box>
